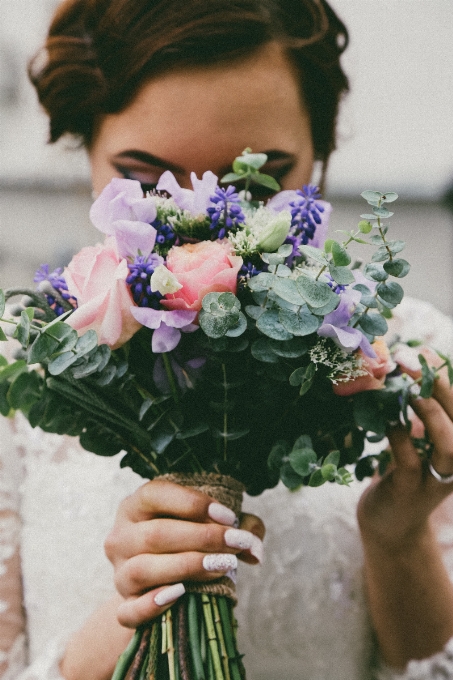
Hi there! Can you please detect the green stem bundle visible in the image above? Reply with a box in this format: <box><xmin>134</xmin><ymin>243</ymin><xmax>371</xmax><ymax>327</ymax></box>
<box><xmin>111</xmin><ymin>594</ymin><xmax>244</xmax><ymax>680</ymax></box>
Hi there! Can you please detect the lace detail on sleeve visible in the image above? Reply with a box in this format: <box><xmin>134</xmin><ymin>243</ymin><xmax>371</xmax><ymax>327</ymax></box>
<box><xmin>375</xmin><ymin>637</ymin><xmax>453</xmax><ymax>679</ymax></box>
<box><xmin>0</xmin><ymin>416</ymin><xmax>27</xmax><ymax>679</ymax></box>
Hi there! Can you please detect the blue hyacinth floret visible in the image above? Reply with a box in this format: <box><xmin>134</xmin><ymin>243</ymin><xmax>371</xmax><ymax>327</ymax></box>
<box><xmin>207</xmin><ymin>186</ymin><xmax>245</xmax><ymax>240</ymax></box>
<box><xmin>289</xmin><ymin>184</ymin><xmax>324</xmax><ymax>245</ymax></box>
<box><xmin>152</xmin><ymin>219</ymin><xmax>176</xmax><ymax>248</ymax></box>
<box><xmin>34</xmin><ymin>265</ymin><xmax>76</xmax><ymax>316</ymax></box>
<box><xmin>127</xmin><ymin>253</ymin><xmax>164</xmax><ymax>309</ymax></box>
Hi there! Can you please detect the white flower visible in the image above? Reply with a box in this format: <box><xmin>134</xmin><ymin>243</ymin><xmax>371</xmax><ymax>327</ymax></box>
<box><xmin>247</xmin><ymin>207</ymin><xmax>291</xmax><ymax>252</ymax></box>
<box><xmin>150</xmin><ymin>265</ymin><xmax>182</xmax><ymax>295</ymax></box>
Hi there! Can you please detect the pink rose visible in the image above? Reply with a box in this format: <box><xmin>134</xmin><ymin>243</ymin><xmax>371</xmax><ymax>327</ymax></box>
<box><xmin>333</xmin><ymin>339</ymin><xmax>395</xmax><ymax>397</ymax></box>
<box><xmin>162</xmin><ymin>241</ymin><xmax>243</xmax><ymax>312</ymax></box>
<box><xmin>64</xmin><ymin>238</ymin><xmax>140</xmax><ymax>348</ymax></box>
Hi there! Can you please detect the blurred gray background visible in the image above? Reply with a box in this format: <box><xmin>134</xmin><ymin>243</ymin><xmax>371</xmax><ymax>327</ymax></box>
<box><xmin>1</xmin><ymin>0</ymin><xmax>453</xmax><ymax>314</ymax></box>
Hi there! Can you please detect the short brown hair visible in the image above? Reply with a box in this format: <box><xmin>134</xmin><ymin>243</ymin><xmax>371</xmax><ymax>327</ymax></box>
<box><xmin>29</xmin><ymin>0</ymin><xmax>349</xmax><ymax>172</ymax></box>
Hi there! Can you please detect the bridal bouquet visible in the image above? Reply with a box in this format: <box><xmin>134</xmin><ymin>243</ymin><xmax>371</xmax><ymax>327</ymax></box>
<box><xmin>0</xmin><ymin>149</ymin><xmax>450</xmax><ymax>680</ymax></box>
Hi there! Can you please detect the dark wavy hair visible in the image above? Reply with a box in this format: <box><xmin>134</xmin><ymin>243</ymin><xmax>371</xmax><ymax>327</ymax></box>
<box><xmin>29</xmin><ymin>0</ymin><xmax>349</xmax><ymax>179</ymax></box>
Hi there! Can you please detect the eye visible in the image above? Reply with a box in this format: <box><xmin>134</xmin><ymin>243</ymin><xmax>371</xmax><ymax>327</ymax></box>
<box><xmin>115</xmin><ymin>166</ymin><xmax>159</xmax><ymax>193</ymax></box>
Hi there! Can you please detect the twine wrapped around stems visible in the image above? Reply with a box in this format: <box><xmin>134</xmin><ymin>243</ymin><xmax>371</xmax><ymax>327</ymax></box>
<box><xmin>157</xmin><ymin>473</ymin><xmax>245</xmax><ymax>603</ymax></box>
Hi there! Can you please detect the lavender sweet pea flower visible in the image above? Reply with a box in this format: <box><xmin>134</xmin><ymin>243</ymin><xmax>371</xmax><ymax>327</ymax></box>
<box><xmin>90</xmin><ymin>178</ymin><xmax>158</xmax><ymax>258</ymax></box>
<box><xmin>317</xmin><ymin>288</ymin><xmax>376</xmax><ymax>358</ymax></box>
<box><xmin>156</xmin><ymin>170</ymin><xmax>218</xmax><ymax>216</ymax></box>
<box><xmin>267</xmin><ymin>190</ymin><xmax>332</xmax><ymax>249</ymax></box>
<box><xmin>130</xmin><ymin>306</ymin><xmax>197</xmax><ymax>353</ymax></box>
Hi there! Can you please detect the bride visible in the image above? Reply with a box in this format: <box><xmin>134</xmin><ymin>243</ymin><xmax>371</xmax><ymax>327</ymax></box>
<box><xmin>2</xmin><ymin>1</ymin><xmax>453</xmax><ymax>679</ymax></box>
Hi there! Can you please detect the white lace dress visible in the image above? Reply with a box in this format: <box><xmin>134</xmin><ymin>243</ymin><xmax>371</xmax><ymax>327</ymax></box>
<box><xmin>2</xmin><ymin>298</ymin><xmax>453</xmax><ymax>680</ymax></box>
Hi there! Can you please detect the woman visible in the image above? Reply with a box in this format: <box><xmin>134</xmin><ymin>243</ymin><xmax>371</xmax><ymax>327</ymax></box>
<box><xmin>2</xmin><ymin>0</ymin><xmax>453</xmax><ymax>678</ymax></box>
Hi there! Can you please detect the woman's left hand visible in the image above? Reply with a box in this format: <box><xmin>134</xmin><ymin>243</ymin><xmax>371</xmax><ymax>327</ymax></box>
<box><xmin>357</xmin><ymin>347</ymin><xmax>453</xmax><ymax>550</ymax></box>
<box><xmin>356</xmin><ymin>347</ymin><xmax>453</xmax><ymax>669</ymax></box>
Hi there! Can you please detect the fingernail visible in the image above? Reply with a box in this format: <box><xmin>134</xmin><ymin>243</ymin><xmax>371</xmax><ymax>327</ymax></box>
<box><xmin>393</xmin><ymin>346</ymin><xmax>422</xmax><ymax>372</ymax></box>
<box><xmin>410</xmin><ymin>383</ymin><xmax>421</xmax><ymax>398</ymax></box>
<box><xmin>154</xmin><ymin>583</ymin><xmax>185</xmax><ymax>607</ymax></box>
<box><xmin>208</xmin><ymin>503</ymin><xmax>237</xmax><ymax>527</ymax></box>
<box><xmin>224</xmin><ymin>529</ymin><xmax>264</xmax><ymax>563</ymax></box>
<box><xmin>203</xmin><ymin>554</ymin><xmax>238</xmax><ymax>572</ymax></box>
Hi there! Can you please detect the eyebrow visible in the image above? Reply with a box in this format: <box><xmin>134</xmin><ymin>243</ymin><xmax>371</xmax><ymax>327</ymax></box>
<box><xmin>113</xmin><ymin>150</ymin><xmax>185</xmax><ymax>174</ymax></box>
<box><xmin>113</xmin><ymin>149</ymin><xmax>295</xmax><ymax>175</ymax></box>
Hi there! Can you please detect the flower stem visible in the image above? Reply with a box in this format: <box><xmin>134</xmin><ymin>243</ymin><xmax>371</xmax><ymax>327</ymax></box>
<box><xmin>111</xmin><ymin>628</ymin><xmax>143</xmax><ymax>680</ymax></box>
<box><xmin>202</xmin><ymin>594</ymin><xmax>225</xmax><ymax>680</ymax></box>
<box><xmin>163</xmin><ymin>352</ymin><xmax>179</xmax><ymax>404</ymax></box>
<box><xmin>211</xmin><ymin>597</ymin><xmax>231</xmax><ymax>680</ymax></box>
<box><xmin>222</xmin><ymin>364</ymin><xmax>228</xmax><ymax>461</ymax></box>
<box><xmin>217</xmin><ymin>598</ymin><xmax>241</xmax><ymax>680</ymax></box>
<box><xmin>188</xmin><ymin>595</ymin><xmax>205</xmax><ymax>680</ymax></box>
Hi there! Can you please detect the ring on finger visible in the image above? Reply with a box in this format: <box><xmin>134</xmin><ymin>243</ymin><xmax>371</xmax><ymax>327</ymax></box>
<box><xmin>428</xmin><ymin>461</ymin><xmax>453</xmax><ymax>484</ymax></box>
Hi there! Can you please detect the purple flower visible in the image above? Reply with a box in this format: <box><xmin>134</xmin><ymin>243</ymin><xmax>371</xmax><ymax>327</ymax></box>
<box><xmin>34</xmin><ymin>264</ymin><xmax>77</xmax><ymax>316</ymax></box>
<box><xmin>90</xmin><ymin>178</ymin><xmax>158</xmax><ymax>259</ymax></box>
<box><xmin>126</xmin><ymin>253</ymin><xmax>165</xmax><ymax>309</ymax></box>
<box><xmin>130</xmin><ymin>307</ymin><xmax>197</xmax><ymax>353</ymax></box>
<box><xmin>207</xmin><ymin>186</ymin><xmax>245</xmax><ymax>239</ymax></box>
<box><xmin>317</xmin><ymin>288</ymin><xmax>376</xmax><ymax>358</ymax></box>
<box><xmin>268</xmin><ymin>188</ymin><xmax>332</xmax><ymax>250</ymax></box>
<box><xmin>156</xmin><ymin>170</ymin><xmax>219</xmax><ymax>216</ymax></box>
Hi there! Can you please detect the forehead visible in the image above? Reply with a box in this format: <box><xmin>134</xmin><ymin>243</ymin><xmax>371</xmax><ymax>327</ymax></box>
<box><xmin>92</xmin><ymin>42</ymin><xmax>312</xmax><ymax>173</ymax></box>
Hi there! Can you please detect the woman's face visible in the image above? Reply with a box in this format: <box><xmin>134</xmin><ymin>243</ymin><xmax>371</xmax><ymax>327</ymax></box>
<box><xmin>89</xmin><ymin>42</ymin><xmax>314</xmax><ymax>199</ymax></box>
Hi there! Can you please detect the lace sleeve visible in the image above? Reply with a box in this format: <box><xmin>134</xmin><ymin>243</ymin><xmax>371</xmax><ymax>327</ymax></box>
<box><xmin>0</xmin><ymin>416</ymin><xmax>27</xmax><ymax>680</ymax></box>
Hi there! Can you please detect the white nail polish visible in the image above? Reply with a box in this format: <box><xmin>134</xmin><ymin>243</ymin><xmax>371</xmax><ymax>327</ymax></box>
<box><xmin>208</xmin><ymin>503</ymin><xmax>237</xmax><ymax>526</ymax></box>
<box><xmin>203</xmin><ymin>554</ymin><xmax>238</xmax><ymax>572</ymax></box>
<box><xmin>154</xmin><ymin>583</ymin><xmax>185</xmax><ymax>607</ymax></box>
<box><xmin>224</xmin><ymin>529</ymin><xmax>264</xmax><ymax>563</ymax></box>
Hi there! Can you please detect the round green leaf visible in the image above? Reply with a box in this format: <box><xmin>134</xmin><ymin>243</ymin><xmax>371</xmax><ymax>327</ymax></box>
<box><xmin>48</xmin><ymin>351</ymin><xmax>79</xmax><ymax>375</ymax></box>
<box><xmin>372</xmin><ymin>207</ymin><xmax>394</xmax><ymax>218</ymax></box>
<box><xmin>328</xmin><ymin>265</ymin><xmax>355</xmax><ymax>286</ymax></box>
<box><xmin>273</xmin><ymin>278</ymin><xmax>305</xmax><ymax>305</ymax></box>
<box><xmin>269</xmin><ymin>337</ymin><xmax>308</xmax><ymax>358</ymax></box>
<box><xmin>296</xmin><ymin>276</ymin><xmax>337</xmax><ymax>308</ymax></box>
<box><xmin>248</xmin><ymin>272</ymin><xmax>275</xmax><ymax>292</ymax></box>
<box><xmin>279</xmin><ymin>308</ymin><xmax>320</xmax><ymax>336</ymax></box>
<box><xmin>280</xmin><ymin>462</ymin><xmax>303</xmax><ymax>490</ymax></box>
<box><xmin>225</xmin><ymin>312</ymin><xmax>247</xmax><ymax>337</ymax></box>
<box><xmin>358</xmin><ymin>313</ymin><xmax>388</xmax><ymax>336</ymax></box>
<box><xmin>381</xmin><ymin>192</ymin><xmax>398</xmax><ymax>203</ymax></box>
<box><xmin>28</xmin><ymin>332</ymin><xmax>60</xmax><ymax>364</ymax></box>
<box><xmin>251</xmin><ymin>338</ymin><xmax>279</xmax><ymax>363</ymax></box>
<box><xmin>298</xmin><ymin>245</ymin><xmax>328</xmax><ymax>265</ymax></box>
<box><xmin>289</xmin><ymin>447</ymin><xmax>317</xmax><ymax>476</ymax></box>
<box><xmin>331</xmin><ymin>241</ymin><xmax>351</xmax><ymax>266</ymax></box>
<box><xmin>256</xmin><ymin>310</ymin><xmax>292</xmax><ymax>341</ymax></box>
<box><xmin>364</xmin><ymin>263</ymin><xmax>388</xmax><ymax>282</ymax></box>
<box><xmin>7</xmin><ymin>371</ymin><xmax>42</xmax><ymax>410</ymax></box>
<box><xmin>361</xmin><ymin>190</ymin><xmax>383</xmax><ymax>202</ymax></box>
<box><xmin>358</xmin><ymin>220</ymin><xmax>373</xmax><ymax>234</ymax></box>
<box><xmin>376</xmin><ymin>281</ymin><xmax>404</xmax><ymax>305</ymax></box>
<box><xmin>75</xmin><ymin>330</ymin><xmax>98</xmax><ymax>356</ymax></box>
<box><xmin>383</xmin><ymin>259</ymin><xmax>411</xmax><ymax>278</ymax></box>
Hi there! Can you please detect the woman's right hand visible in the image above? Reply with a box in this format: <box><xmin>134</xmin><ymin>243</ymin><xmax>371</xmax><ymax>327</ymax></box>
<box><xmin>104</xmin><ymin>479</ymin><xmax>265</xmax><ymax>628</ymax></box>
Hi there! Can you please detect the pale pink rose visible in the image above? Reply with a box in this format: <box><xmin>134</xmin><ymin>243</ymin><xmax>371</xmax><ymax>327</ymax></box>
<box><xmin>162</xmin><ymin>240</ymin><xmax>243</xmax><ymax>312</ymax></box>
<box><xmin>333</xmin><ymin>339</ymin><xmax>395</xmax><ymax>397</ymax></box>
<box><xmin>64</xmin><ymin>238</ymin><xmax>140</xmax><ymax>348</ymax></box>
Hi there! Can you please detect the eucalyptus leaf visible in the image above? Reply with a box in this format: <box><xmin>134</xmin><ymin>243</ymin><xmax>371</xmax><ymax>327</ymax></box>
<box><xmin>220</xmin><ymin>172</ymin><xmax>244</xmax><ymax>183</ymax></box>
<box><xmin>0</xmin><ymin>290</ymin><xmax>5</xmax><ymax>318</ymax></box>
<box><xmin>359</xmin><ymin>313</ymin><xmax>388</xmax><ymax>336</ymax></box>
<box><xmin>28</xmin><ymin>332</ymin><xmax>60</xmax><ymax>364</ymax></box>
<box><xmin>275</xmin><ymin>264</ymin><xmax>292</xmax><ymax>278</ymax></box>
<box><xmin>248</xmin><ymin>272</ymin><xmax>275</xmax><ymax>292</ymax></box>
<box><xmin>372</xmin><ymin>207</ymin><xmax>394</xmax><ymax>218</ymax></box>
<box><xmin>277</xmin><ymin>244</ymin><xmax>293</xmax><ymax>257</ymax></box>
<box><xmin>308</xmin><ymin>295</ymin><xmax>339</xmax><ymax>316</ymax></box>
<box><xmin>14</xmin><ymin>310</ymin><xmax>31</xmax><ymax>348</ymax></box>
<box><xmin>48</xmin><ymin>351</ymin><xmax>79</xmax><ymax>375</ymax></box>
<box><xmin>289</xmin><ymin>447</ymin><xmax>317</xmax><ymax>476</ymax></box>
<box><xmin>361</xmin><ymin>191</ymin><xmax>383</xmax><ymax>202</ymax></box>
<box><xmin>250</xmin><ymin>172</ymin><xmax>280</xmax><ymax>191</ymax></box>
<box><xmin>75</xmin><ymin>330</ymin><xmax>98</xmax><ymax>357</ymax></box>
<box><xmin>376</xmin><ymin>281</ymin><xmax>404</xmax><ymax>305</ymax></box>
<box><xmin>0</xmin><ymin>382</ymin><xmax>10</xmax><ymax>416</ymax></box>
<box><xmin>299</xmin><ymin>377</ymin><xmax>314</xmax><ymax>395</ymax></box>
<box><xmin>289</xmin><ymin>366</ymin><xmax>307</xmax><ymax>386</ymax></box>
<box><xmin>251</xmin><ymin>338</ymin><xmax>279</xmax><ymax>363</ymax></box>
<box><xmin>280</xmin><ymin>462</ymin><xmax>303</xmax><ymax>490</ymax></box>
<box><xmin>176</xmin><ymin>423</ymin><xmax>210</xmax><ymax>439</ymax></box>
<box><xmin>331</xmin><ymin>241</ymin><xmax>351</xmax><ymax>267</ymax></box>
<box><xmin>381</xmin><ymin>192</ymin><xmax>398</xmax><ymax>203</ymax></box>
<box><xmin>257</xmin><ymin>309</ymin><xmax>292</xmax><ymax>341</ymax></box>
<box><xmin>298</xmin><ymin>245</ymin><xmax>328</xmax><ymax>265</ymax></box>
<box><xmin>236</xmin><ymin>152</ymin><xmax>267</xmax><ymax>169</ymax></box>
<box><xmin>269</xmin><ymin>337</ymin><xmax>308</xmax><ymax>358</ymax></box>
<box><xmin>199</xmin><ymin>310</ymin><xmax>230</xmax><ymax>338</ymax></box>
<box><xmin>308</xmin><ymin>469</ymin><xmax>325</xmax><ymax>487</ymax></box>
<box><xmin>383</xmin><ymin>259</ymin><xmax>411</xmax><ymax>278</ymax></box>
<box><xmin>0</xmin><ymin>328</ymin><xmax>8</xmax><ymax>342</ymax></box>
<box><xmin>364</xmin><ymin>263</ymin><xmax>388</xmax><ymax>282</ymax></box>
<box><xmin>245</xmin><ymin>305</ymin><xmax>265</xmax><ymax>320</ymax></box>
<box><xmin>279</xmin><ymin>307</ymin><xmax>320</xmax><ymax>336</ymax></box>
<box><xmin>225</xmin><ymin>312</ymin><xmax>247</xmax><ymax>337</ymax></box>
<box><xmin>296</xmin><ymin>276</ymin><xmax>338</xmax><ymax>309</ymax></box>
<box><xmin>360</xmin><ymin>214</ymin><xmax>378</xmax><ymax>221</ymax></box>
<box><xmin>268</xmin><ymin>441</ymin><xmax>290</xmax><ymax>470</ymax></box>
<box><xmin>328</xmin><ymin>265</ymin><xmax>355</xmax><ymax>285</ymax></box>
<box><xmin>273</xmin><ymin>278</ymin><xmax>305</xmax><ymax>305</ymax></box>
<box><xmin>7</xmin><ymin>371</ymin><xmax>42</xmax><ymax>410</ymax></box>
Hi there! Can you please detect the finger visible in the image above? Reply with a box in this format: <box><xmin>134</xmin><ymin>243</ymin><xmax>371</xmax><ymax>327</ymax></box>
<box><xmin>115</xmin><ymin>552</ymin><xmax>238</xmax><ymax>598</ymax></box>
<box><xmin>121</xmin><ymin>479</ymin><xmax>237</xmax><ymax>525</ymax></box>
<box><xmin>112</xmin><ymin>518</ymin><xmax>262</xmax><ymax>561</ymax></box>
<box><xmin>411</xmin><ymin>397</ymin><xmax>453</xmax><ymax>475</ymax></box>
<box><xmin>237</xmin><ymin>513</ymin><xmax>266</xmax><ymax>564</ymax></box>
<box><xmin>387</xmin><ymin>424</ymin><xmax>421</xmax><ymax>474</ymax></box>
<box><xmin>117</xmin><ymin>584</ymin><xmax>186</xmax><ymax>628</ymax></box>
